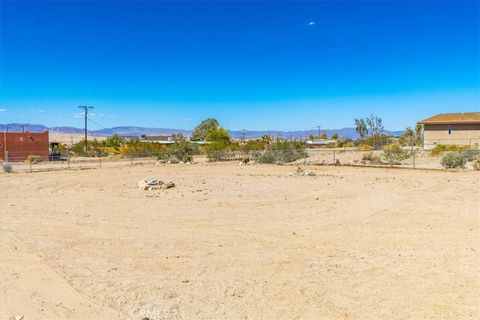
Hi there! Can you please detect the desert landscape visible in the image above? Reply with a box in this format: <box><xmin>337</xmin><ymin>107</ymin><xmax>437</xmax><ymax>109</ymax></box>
<box><xmin>1</xmin><ymin>162</ymin><xmax>478</xmax><ymax>319</ymax></box>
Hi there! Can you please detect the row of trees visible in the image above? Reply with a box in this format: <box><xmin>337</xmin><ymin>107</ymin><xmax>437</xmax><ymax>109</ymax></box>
<box><xmin>355</xmin><ymin>114</ymin><xmax>423</xmax><ymax>149</ymax></box>
<box><xmin>64</xmin><ymin>115</ymin><xmax>423</xmax><ymax>158</ymax></box>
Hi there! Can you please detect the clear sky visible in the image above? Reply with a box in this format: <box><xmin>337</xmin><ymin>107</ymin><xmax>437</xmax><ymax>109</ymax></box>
<box><xmin>0</xmin><ymin>0</ymin><xmax>479</xmax><ymax>131</ymax></box>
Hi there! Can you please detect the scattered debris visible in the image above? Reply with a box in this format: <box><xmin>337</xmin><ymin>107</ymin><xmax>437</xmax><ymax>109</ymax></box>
<box><xmin>155</xmin><ymin>160</ymin><xmax>194</xmax><ymax>166</ymax></box>
<box><xmin>289</xmin><ymin>166</ymin><xmax>316</xmax><ymax>177</ymax></box>
<box><xmin>138</xmin><ymin>179</ymin><xmax>175</xmax><ymax>190</ymax></box>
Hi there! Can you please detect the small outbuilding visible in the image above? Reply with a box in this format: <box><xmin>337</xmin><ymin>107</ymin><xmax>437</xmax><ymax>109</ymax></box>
<box><xmin>418</xmin><ymin>112</ymin><xmax>480</xmax><ymax>149</ymax></box>
<box><xmin>1</xmin><ymin>131</ymin><xmax>50</xmax><ymax>162</ymax></box>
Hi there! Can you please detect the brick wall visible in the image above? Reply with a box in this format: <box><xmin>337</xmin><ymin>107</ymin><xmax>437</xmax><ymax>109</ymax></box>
<box><xmin>0</xmin><ymin>132</ymin><xmax>50</xmax><ymax>162</ymax></box>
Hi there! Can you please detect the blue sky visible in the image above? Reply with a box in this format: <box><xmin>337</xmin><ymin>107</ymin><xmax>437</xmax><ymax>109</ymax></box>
<box><xmin>0</xmin><ymin>0</ymin><xmax>479</xmax><ymax>131</ymax></box>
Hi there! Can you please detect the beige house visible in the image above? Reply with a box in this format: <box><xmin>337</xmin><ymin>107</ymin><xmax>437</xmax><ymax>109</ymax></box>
<box><xmin>418</xmin><ymin>112</ymin><xmax>480</xmax><ymax>149</ymax></box>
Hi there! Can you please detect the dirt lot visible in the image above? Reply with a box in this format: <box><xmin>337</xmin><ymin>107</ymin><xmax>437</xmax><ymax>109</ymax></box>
<box><xmin>1</xmin><ymin>163</ymin><xmax>479</xmax><ymax>319</ymax></box>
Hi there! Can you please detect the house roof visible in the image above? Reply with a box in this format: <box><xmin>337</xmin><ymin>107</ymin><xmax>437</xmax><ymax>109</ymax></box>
<box><xmin>418</xmin><ymin>112</ymin><xmax>480</xmax><ymax>125</ymax></box>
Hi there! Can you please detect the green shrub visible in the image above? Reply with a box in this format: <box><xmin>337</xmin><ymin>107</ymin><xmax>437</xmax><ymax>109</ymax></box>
<box><xmin>2</xmin><ymin>162</ymin><xmax>13</xmax><ymax>173</ymax></box>
<box><xmin>431</xmin><ymin>144</ymin><xmax>469</xmax><ymax>156</ymax></box>
<box><xmin>25</xmin><ymin>155</ymin><xmax>42</xmax><ymax>164</ymax></box>
<box><xmin>205</xmin><ymin>142</ymin><xmax>237</xmax><ymax>162</ymax></box>
<box><xmin>255</xmin><ymin>140</ymin><xmax>307</xmax><ymax>164</ymax></box>
<box><xmin>441</xmin><ymin>152</ymin><xmax>466</xmax><ymax>168</ymax></box>
<box><xmin>154</xmin><ymin>137</ymin><xmax>198</xmax><ymax>163</ymax></box>
<box><xmin>383</xmin><ymin>143</ymin><xmax>409</xmax><ymax>164</ymax></box>
<box><xmin>462</xmin><ymin>149</ymin><xmax>480</xmax><ymax>161</ymax></box>
<box><xmin>357</xmin><ymin>144</ymin><xmax>373</xmax><ymax>151</ymax></box>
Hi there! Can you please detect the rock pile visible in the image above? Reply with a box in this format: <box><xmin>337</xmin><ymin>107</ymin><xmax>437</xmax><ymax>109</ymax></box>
<box><xmin>137</xmin><ymin>179</ymin><xmax>175</xmax><ymax>190</ymax></box>
<box><xmin>155</xmin><ymin>160</ymin><xmax>193</xmax><ymax>166</ymax></box>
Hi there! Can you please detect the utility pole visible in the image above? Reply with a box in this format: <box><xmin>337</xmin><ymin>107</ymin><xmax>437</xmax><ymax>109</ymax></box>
<box><xmin>316</xmin><ymin>125</ymin><xmax>321</xmax><ymax>139</ymax></box>
<box><xmin>78</xmin><ymin>105</ymin><xmax>93</xmax><ymax>152</ymax></box>
<box><xmin>20</xmin><ymin>124</ymin><xmax>28</xmax><ymax>133</ymax></box>
<box><xmin>242</xmin><ymin>129</ymin><xmax>246</xmax><ymax>142</ymax></box>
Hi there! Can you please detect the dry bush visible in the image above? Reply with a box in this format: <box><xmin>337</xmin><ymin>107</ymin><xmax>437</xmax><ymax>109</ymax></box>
<box><xmin>25</xmin><ymin>155</ymin><xmax>42</xmax><ymax>164</ymax></box>
<box><xmin>441</xmin><ymin>152</ymin><xmax>466</xmax><ymax>169</ymax></box>
<box><xmin>361</xmin><ymin>152</ymin><xmax>381</xmax><ymax>164</ymax></box>
<box><xmin>472</xmin><ymin>156</ymin><xmax>480</xmax><ymax>171</ymax></box>
<box><xmin>357</xmin><ymin>144</ymin><xmax>373</xmax><ymax>151</ymax></box>
<box><xmin>383</xmin><ymin>143</ymin><xmax>409</xmax><ymax>164</ymax></box>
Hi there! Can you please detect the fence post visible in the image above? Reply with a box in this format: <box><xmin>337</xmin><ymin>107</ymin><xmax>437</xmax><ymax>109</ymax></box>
<box><xmin>131</xmin><ymin>155</ymin><xmax>133</xmax><ymax>167</ymax></box>
<box><xmin>413</xmin><ymin>151</ymin><xmax>416</xmax><ymax>169</ymax></box>
<box><xmin>29</xmin><ymin>161</ymin><xmax>32</xmax><ymax>173</ymax></box>
<box><xmin>333</xmin><ymin>150</ymin><xmax>336</xmax><ymax>165</ymax></box>
<box><xmin>99</xmin><ymin>157</ymin><xmax>102</xmax><ymax>168</ymax></box>
<box><xmin>67</xmin><ymin>155</ymin><xmax>70</xmax><ymax>169</ymax></box>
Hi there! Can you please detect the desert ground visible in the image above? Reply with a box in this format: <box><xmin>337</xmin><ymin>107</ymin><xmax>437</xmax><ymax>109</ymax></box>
<box><xmin>0</xmin><ymin>162</ymin><xmax>479</xmax><ymax>319</ymax></box>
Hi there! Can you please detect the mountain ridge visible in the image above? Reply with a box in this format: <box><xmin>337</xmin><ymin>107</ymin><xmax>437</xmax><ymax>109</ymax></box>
<box><xmin>0</xmin><ymin>123</ymin><xmax>404</xmax><ymax>139</ymax></box>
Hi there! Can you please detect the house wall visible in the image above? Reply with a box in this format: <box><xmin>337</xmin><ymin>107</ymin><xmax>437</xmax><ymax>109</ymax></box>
<box><xmin>423</xmin><ymin>124</ymin><xmax>480</xmax><ymax>149</ymax></box>
<box><xmin>0</xmin><ymin>132</ymin><xmax>50</xmax><ymax>162</ymax></box>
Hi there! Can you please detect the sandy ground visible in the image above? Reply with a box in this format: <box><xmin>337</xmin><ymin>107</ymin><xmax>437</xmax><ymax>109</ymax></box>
<box><xmin>0</xmin><ymin>163</ymin><xmax>479</xmax><ymax>319</ymax></box>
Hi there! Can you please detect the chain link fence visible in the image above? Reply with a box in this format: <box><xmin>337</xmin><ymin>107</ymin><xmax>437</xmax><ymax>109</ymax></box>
<box><xmin>1</xmin><ymin>147</ymin><xmax>480</xmax><ymax>173</ymax></box>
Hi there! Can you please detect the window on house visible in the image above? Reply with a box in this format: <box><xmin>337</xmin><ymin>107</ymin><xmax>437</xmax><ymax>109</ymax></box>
<box><xmin>448</xmin><ymin>125</ymin><xmax>452</xmax><ymax>135</ymax></box>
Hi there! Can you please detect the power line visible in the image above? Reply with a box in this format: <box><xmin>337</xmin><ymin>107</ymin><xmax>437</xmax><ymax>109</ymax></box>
<box><xmin>87</xmin><ymin>117</ymin><xmax>107</xmax><ymax>130</ymax></box>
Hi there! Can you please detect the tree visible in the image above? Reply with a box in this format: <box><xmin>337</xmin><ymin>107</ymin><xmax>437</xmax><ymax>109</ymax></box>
<box><xmin>354</xmin><ymin>114</ymin><xmax>389</xmax><ymax>149</ymax></box>
<box><xmin>415</xmin><ymin>124</ymin><xmax>423</xmax><ymax>146</ymax></box>
<box><xmin>104</xmin><ymin>134</ymin><xmax>125</xmax><ymax>147</ymax></box>
<box><xmin>365</xmin><ymin>114</ymin><xmax>384</xmax><ymax>137</ymax></box>
<box><xmin>204</xmin><ymin>126</ymin><xmax>232</xmax><ymax>161</ymax></box>
<box><xmin>190</xmin><ymin>118</ymin><xmax>219</xmax><ymax>141</ymax></box>
<box><xmin>205</xmin><ymin>126</ymin><xmax>231</xmax><ymax>144</ymax></box>
<box><xmin>399</xmin><ymin>127</ymin><xmax>413</xmax><ymax>146</ymax></box>
<box><xmin>331</xmin><ymin>133</ymin><xmax>339</xmax><ymax>140</ymax></box>
<box><xmin>355</xmin><ymin>118</ymin><xmax>368</xmax><ymax>138</ymax></box>
<box><xmin>261</xmin><ymin>134</ymin><xmax>272</xmax><ymax>145</ymax></box>
<box><xmin>320</xmin><ymin>132</ymin><xmax>328</xmax><ymax>139</ymax></box>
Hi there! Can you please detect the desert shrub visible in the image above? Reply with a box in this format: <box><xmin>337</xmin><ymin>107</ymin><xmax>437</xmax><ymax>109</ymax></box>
<box><xmin>357</xmin><ymin>144</ymin><xmax>373</xmax><ymax>151</ymax></box>
<box><xmin>25</xmin><ymin>155</ymin><xmax>42</xmax><ymax>164</ymax></box>
<box><xmin>383</xmin><ymin>143</ymin><xmax>409</xmax><ymax>164</ymax></box>
<box><xmin>461</xmin><ymin>149</ymin><xmax>480</xmax><ymax>161</ymax></box>
<box><xmin>430</xmin><ymin>144</ymin><xmax>469</xmax><ymax>156</ymax></box>
<box><xmin>205</xmin><ymin>142</ymin><xmax>237</xmax><ymax>161</ymax></box>
<box><xmin>2</xmin><ymin>162</ymin><xmax>13</xmax><ymax>173</ymax></box>
<box><xmin>156</xmin><ymin>137</ymin><xmax>198</xmax><ymax>162</ymax></box>
<box><xmin>361</xmin><ymin>152</ymin><xmax>381</xmax><ymax>164</ymax></box>
<box><xmin>119</xmin><ymin>140</ymin><xmax>167</xmax><ymax>157</ymax></box>
<box><xmin>336</xmin><ymin>139</ymin><xmax>354</xmax><ymax>148</ymax></box>
<box><xmin>241</xmin><ymin>139</ymin><xmax>265</xmax><ymax>152</ymax></box>
<box><xmin>255</xmin><ymin>140</ymin><xmax>307</xmax><ymax>164</ymax></box>
<box><xmin>441</xmin><ymin>152</ymin><xmax>466</xmax><ymax>169</ymax></box>
<box><xmin>473</xmin><ymin>156</ymin><xmax>480</xmax><ymax>171</ymax></box>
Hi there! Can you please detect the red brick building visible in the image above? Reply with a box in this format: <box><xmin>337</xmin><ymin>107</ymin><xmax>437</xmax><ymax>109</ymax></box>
<box><xmin>1</xmin><ymin>131</ymin><xmax>50</xmax><ymax>162</ymax></box>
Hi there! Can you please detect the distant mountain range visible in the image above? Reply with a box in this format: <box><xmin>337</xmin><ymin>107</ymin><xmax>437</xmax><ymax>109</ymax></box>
<box><xmin>0</xmin><ymin>123</ymin><xmax>404</xmax><ymax>140</ymax></box>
